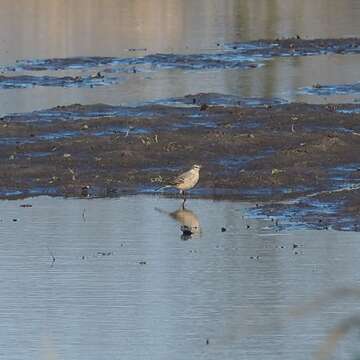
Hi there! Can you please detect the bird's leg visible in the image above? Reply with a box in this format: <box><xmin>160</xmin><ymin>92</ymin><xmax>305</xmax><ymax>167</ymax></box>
<box><xmin>182</xmin><ymin>197</ymin><xmax>186</xmax><ymax>209</ymax></box>
<box><xmin>179</xmin><ymin>190</ymin><xmax>187</xmax><ymax>208</ymax></box>
<box><xmin>182</xmin><ymin>190</ymin><xmax>187</xmax><ymax>200</ymax></box>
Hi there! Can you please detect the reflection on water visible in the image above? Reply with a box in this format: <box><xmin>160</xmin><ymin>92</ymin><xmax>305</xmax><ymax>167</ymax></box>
<box><xmin>1</xmin><ymin>196</ymin><xmax>360</xmax><ymax>359</ymax></box>
<box><xmin>0</xmin><ymin>0</ymin><xmax>360</xmax><ymax>113</ymax></box>
<box><xmin>156</xmin><ymin>203</ymin><xmax>201</xmax><ymax>240</ymax></box>
<box><xmin>1</xmin><ymin>0</ymin><xmax>360</xmax><ymax>63</ymax></box>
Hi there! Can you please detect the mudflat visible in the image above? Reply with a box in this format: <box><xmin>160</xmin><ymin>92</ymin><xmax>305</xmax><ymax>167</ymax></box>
<box><xmin>2</xmin><ymin>37</ymin><xmax>360</xmax><ymax>230</ymax></box>
<box><xmin>1</xmin><ymin>92</ymin><xmax>360</xmax><ymax>230</ymax></box>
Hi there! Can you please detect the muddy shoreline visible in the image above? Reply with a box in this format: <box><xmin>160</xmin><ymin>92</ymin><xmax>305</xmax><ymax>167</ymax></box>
<box><xmin>2</xmin><ymin>37</ymin><xmax>360</xmax><ymax>230</ymax></box>
<box><xmin>2</xmin><ymin>37</ymin><xmax>360</xmax><ymax>74</ymax></box>
<box><xmin>1</xmin><ymin>92</ymin><xmax>360</xmax><ymax>230</ymax></box>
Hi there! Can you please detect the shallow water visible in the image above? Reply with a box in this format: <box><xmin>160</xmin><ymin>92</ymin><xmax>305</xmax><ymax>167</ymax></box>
<box><xmin>1</xmin><ymin>196</ymin><xmax>360</xmax><ymax>359</ymax></box>
<box><xmin>1</xmin><ymin>0</ymin><xmax>360</xmax><ymax>113</ymax></box>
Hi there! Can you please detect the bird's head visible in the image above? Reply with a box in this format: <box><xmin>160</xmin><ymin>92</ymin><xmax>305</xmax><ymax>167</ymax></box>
<box><xmin>192</xmin><ymin>164</ymin><xmax>202</xmax><ymax>171</ymax></box>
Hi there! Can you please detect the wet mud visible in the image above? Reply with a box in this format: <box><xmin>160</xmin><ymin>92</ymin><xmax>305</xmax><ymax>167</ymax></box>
<box><xmin>227</xmin><ymin>37</ymin><xmax>360</xmax><ymax>57</ymax></box>
<box><xmin>0</xmin><ymin>73</ymin><xmax>121</xmax><ymax>89</ymax></box>
<box><xmin>300</xmin><ymin>82</ymin><xmax>360</xmax><ymax>96</ymax></box>
<box><xmin>1</xmin><ymin>93</ymin><xmax>360</xmax><ymax>230</ymax></box>
<box><xmin>2</xmin><ymin>37</ymin><xmax>360</xmax><ymax>230</ymax></box>
<box><xmin>1</xmin><ymin>37</ymin><xmax>360</xmax><ymax>75</ymax></box>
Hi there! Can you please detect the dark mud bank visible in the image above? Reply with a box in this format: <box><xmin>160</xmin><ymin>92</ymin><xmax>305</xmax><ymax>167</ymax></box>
<box><xmin>3</xmin><ymin>37</ymin><xmax>360</xmax><ymax>74</ymax></box>
<box><xmin>1</xmin><ymin>93</ymin><xmax>360</xmax><ymax>230</ymax></box>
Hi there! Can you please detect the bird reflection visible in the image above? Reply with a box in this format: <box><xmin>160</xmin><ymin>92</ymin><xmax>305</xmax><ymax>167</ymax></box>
<box><xmin>155</xmin><ymin>204</ymin><xmax>201</xmax><ymax>240</ymax></box>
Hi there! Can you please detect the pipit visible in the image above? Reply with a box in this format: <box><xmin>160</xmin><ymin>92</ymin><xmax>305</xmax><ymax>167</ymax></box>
<box><xmin>158</xmin><ymin>164</ymin><xmax>202</xmax><ymax>199</ymax></box>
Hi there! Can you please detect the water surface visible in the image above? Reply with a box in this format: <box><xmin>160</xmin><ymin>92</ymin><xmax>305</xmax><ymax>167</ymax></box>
<box><xmin>1</xmin><ymin>0</ymin><xmax>360</xmax><ymax>113</ymax></box>
<box><xmin>1</xmin><ymin>196</ymin><xmax>360</xmax><ymax>359</ymax></box>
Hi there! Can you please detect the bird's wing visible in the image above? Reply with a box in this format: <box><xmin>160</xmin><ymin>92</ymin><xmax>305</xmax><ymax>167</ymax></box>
<box><xmin>169</xmin><ymin>169</ymin><xmax>191</xmax><ymax>186</ymax></box>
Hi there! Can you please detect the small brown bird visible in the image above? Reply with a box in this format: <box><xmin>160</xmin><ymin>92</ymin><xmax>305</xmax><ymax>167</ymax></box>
<box><xmin>158</xmin><ymin>164</ymin><xmax>201</xmax><ymax>199</ymax></box>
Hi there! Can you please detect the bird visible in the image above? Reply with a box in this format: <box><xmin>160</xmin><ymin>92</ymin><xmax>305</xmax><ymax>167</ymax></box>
<box><xmin>157</xmin><ymin>164</ymin><xmax>201</xmax><ymax>203</ymax></box>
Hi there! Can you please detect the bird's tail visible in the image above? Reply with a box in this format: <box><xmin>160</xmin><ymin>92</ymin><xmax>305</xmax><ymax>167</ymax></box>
<box><xmin>156</xmin><ymin>185</ymin><xmax>172</xmax><ymax>192</ymax></box>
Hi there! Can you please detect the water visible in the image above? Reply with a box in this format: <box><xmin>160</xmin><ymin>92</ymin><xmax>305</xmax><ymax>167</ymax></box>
<box><xmin>1</xmin><ymin>196</ymin><xmax>360</xmax><ymax>359</ymax></box>
<box><xmin>1</xmin><ymin>0</ymin><xmax>360</xmax><ymax>114</ymax></box>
